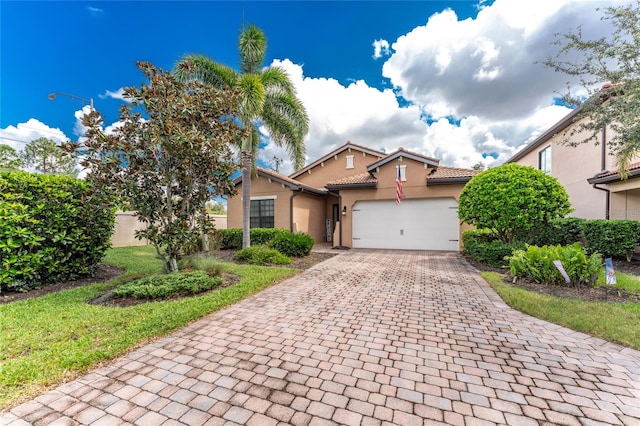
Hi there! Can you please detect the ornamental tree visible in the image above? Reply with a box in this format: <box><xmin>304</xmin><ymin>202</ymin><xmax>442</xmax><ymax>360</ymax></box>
<box><xmin>543</xmin><ymin>1</ymin><xmax>640</xmax><ymax>174</ymax></box>
<box><xmin>458</xmin><ymin>164</ymin><xmax>572</xmax><ymax>243</ymax></box>
<box><xmin>69</xmin><ymin>61</ymin><xmax>246</xmax><ymax>273</ymax></box>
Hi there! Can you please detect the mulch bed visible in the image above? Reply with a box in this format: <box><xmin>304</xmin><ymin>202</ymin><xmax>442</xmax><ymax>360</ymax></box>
<box><xmin>0</xmin><ymin>250</ymin><xmax>337</xmax><ymax>307</ymax></box>
<box><xmin>465</xmin><ymin>255</ymin><xmax>640</xmax><ymax>303</ymax></box>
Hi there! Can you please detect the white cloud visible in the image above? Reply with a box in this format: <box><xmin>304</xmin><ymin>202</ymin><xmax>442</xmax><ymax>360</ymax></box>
<box><xmin>0</xmin><ymin>119</ymin><xmax>69</xmax><ymax>151</ymax></box>
<box><xmin>259</xmin><ymin>0</ymin><xmax>619</xmax><ymax>176</ymax></box>
<box><xmin>372</xmin><ymin>39</ymin><xmax>390</xmax><ymax>59</ymax></box>
<box><xmin>102</xmin><ymin>87</ymin><xmax>131</xmax><ymax>102</ymax></box>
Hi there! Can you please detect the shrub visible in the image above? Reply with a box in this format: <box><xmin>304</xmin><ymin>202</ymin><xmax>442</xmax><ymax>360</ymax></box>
<box><xmin>458</xmin><ymin>164</ymin><xmax>572</xmax><ymax>243</ymax></box>
<box><xmin>0</xmin><ymin>172</ymin><xmax>115</xmax><ymax>292</ymax></box>
<box><xmin>527</xmin><ymin>218</ymin><xmax>587</xmax><ymax>247</ymax></box>
<box><xmin>269</xmin><ymin>232</ymin><xmax>314</xmax><ymax>257</ymax></box>
<box><xmin>462</xmin><ymin>230</ymin><xmax>523</xmax><ymax>267</ymax></box>
<box><xmin>219</xmin><ymin>228</ymin><xmax>243</xmax><ymax>250</ymax></box>
<box><xmin>508</xmin><ymin>243</ymin><xmax>602</xmax><ymax>286</ymax></box>
<box><xmin>219</xmin><ymin>228</ymin><xmax>314</xmax><ymax>257</ymax></box>
<box><xmin>233</xmin><ymin>245</ymin><xmax>291</xmax><ymax>265</ymax></box>
<box><xmin>580</xmin><ymin>220</ymin><xmax>640</xmax><ymax>261</ymax></box>
<box><xmin>113</xmin><ymin>271</ymin><xmax>222</xmax><ymax>300</ymax></box>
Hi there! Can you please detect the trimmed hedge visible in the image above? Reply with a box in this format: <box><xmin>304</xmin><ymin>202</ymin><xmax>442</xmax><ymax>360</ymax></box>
<box><xmin>462</xmin><ymin>229</ymin><xmax>524</xmax><ymax>267</ymax></box>
<box><xmin>219</xmin><ymin>228</ymin><xmax>314</xmax><ymax>257</ymax></box>
<box><xmin>233</xmin><ymin>245</ymin><xmax>292</xmax><ymax>265</ymax></box>
<box><xmin>528</xmin><ymin>218</ymin><xmax>640</xmax><ymax>260</ymax></box>
<box><xmin>113</xmin><ymin>271</ymin><xmax>222</xmax><ymax>299</ymax></box>
<box><xmin>0</xmin><ymin>171</ymin><xmax>115</xmax><ymax>292</ymax></box>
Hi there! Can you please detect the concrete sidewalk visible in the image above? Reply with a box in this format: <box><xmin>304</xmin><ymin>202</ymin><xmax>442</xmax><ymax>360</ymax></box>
<box><xmin>2</xmin><ymin>250</ymin><xmax>639</xmax><ymax>425</ymax></box>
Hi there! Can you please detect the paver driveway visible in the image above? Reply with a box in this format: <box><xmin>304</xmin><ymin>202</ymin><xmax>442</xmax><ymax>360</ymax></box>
<box><xmin>2</xmin><ymin>250</ymin><xmax>639</xmax><ymax>425</ymax></box>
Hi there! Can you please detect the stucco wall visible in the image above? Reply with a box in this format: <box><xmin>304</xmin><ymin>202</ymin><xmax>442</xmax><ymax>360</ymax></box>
<box><xmin>111</xmin><ymin>211</ymin><xmax>149</xmax><ymax>247</ymax></box>
<box><xmin>337</xmin><ymin>158</ymin><xmax>466</xmax><ymax>248</ymax></box>
<box><xmin>292</xmin><ymin>193</ymin><xmax>326</xmax><ymax>241</ymax></box>
<box><xmin>610</xmin><ymin>189</ymin><xmax>640</xmax><ymax>221</ymax></box>
<box><xmin>514</xmin><ymin>121</ymin><xmax>610</xmax><ymax>219</ymax></box>
<box><xmin>294</xmin><ymin>148</ymin><xmax>382</xmax><ymax>188</ymax></box>
<box><xmin>227</xmin><ymin>175</ymin><xmax>292</xmax><ymax>231</ymax></box>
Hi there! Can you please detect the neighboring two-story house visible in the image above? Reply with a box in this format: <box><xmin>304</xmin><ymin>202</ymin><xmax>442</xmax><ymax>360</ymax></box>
<box><xmin>227</xmin><ymin>142</ymin><xmax>480</xmax><ymax>251</ymax></box>
<box><xmin>507</xmin><ymin>108</ymin><xmax>640</xmax><ymax>221</ymax></box>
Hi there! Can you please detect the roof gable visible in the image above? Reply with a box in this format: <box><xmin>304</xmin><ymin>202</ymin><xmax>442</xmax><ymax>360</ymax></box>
<box><xmin>367</xmin><ymin>147</ymin><xmax>439</xmax><ymax>172</ymax></box>
<box><xmin>290</xmin><ymin>141</ymin><xmax>385</xmax><ymax>179</ymax></box>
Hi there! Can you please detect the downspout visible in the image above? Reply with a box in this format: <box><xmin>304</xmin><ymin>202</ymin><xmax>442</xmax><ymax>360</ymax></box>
<box><xmin>290</xmin><ymin>188</ymin><xmax>304</xmax><ymax>232</ymax></box>
<box><xmin>594</xmin><ymin>124</ymin><xmax>610</xmax><ymax>219</ymax></box>
<box><xmin>326</xmin><ymin>190</ymin><xmax>343</xmax><ymax>248</ymax></box>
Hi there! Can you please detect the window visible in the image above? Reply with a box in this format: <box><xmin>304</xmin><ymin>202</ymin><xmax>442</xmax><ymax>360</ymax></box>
<box><xmin>396</xmin><ymin>164</ymin><xmax>407</xmax><ymax>181</ymax></box>
<box><xmin>250</xmin><ymin>198</ymin><xmax>274</xmax><ymax>228</ymax></box>
<box><xmin>346</xmin><ymin>155</ymin><xmax>354</xmax><ymax>169</ymax></box>
<box><xmin>539</xmin><ymin>146</ymin><xmax>551</xmax><ymax>174</ymax></box>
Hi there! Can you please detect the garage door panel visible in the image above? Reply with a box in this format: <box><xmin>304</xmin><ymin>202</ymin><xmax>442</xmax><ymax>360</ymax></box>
<box><xmin>352</xmin><ymin>198</ymin><xmax>459</xmax><ymax>251</ymax></box>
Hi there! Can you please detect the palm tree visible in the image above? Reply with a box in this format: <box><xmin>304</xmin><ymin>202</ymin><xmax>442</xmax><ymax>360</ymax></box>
<box><xmin>174</xmin><ymin>25</ymin><xmax>309</xmax><ymax>248</ymax></box>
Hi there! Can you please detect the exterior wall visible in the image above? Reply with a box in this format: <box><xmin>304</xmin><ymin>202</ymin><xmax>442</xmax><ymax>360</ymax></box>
<box><xmin>210</xmin><ymin>214</ymin><xmax>227</xmax><ymax>230</ymax></box>
<box><xmin>609</xmin><ymin>188</ymin><xmax>640</xmax><ymax>220</ymax></box>
<box><xmin>513</xmin><ymin>121</ymin><xmax>609</xmax><ymax>219</ymax></box>
<box><xmin>227</xmin><ymin>175</ymin><xmax>293</xmax><ymax>231</ymax></box>
<box><xmin>294</xmin><ymin>149</ymin><xmax>383</xmax><ymax>188</ymax></box>
<box><xmin>111</xmin><ymin>211</ymin><xmax>148</xmax><ymax>247</ymax></box>
<box><xmin>292</xmin><ymin>193</ymin><xmax>326</xmax><ymax>242</ymax></box>
<box><xmin>337</xmin><ymin>159</ymin><xmax>466</xmax><ymax>248</ymax></box>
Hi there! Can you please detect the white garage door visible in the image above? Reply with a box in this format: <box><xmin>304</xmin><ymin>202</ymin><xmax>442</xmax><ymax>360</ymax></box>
<box><xmin>352</xmin><ymin>198</ymin><xmax>459</xmax><ymax>251</ymax></box>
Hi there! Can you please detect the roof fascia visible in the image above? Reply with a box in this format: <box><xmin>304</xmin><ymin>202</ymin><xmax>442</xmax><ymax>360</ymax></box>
<box><xmin>290</xmin><ymin>142</ymin><xmax>385</xmax><ymax>179</ymax></box>
<box><xmin>587</xmin><ymin>168</ymin><xmax>640</xmax><ymax>184</ymax></box>
<box><xmin>507</xmin><ymin>107</ymin><xmax>581</xmax><ymax>163</ymax></box>
<box><xmin>426</xmin><ymin>177</ymin><xmax>474</xmax><ymax>186</ymax></box>
<box><xmin>367</xmin><ymin>150</ymin><xmax>438</xmax><ymax>172</ymax></box>
<box><xmin>325</xmin><ymin>182</ymin><xmax>377</xmax><ymax>190</ymax></box>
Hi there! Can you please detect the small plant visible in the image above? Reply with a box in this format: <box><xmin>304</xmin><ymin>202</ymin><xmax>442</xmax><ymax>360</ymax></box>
<box><xmin>113</xmin><ymin>271</ymin><xmax>222</xmax><ymax>300</ymax></box>
<box><xmin>462</xmin><ymin>230</ymin><xmax>523</xmax><ymax>267</ymax></box>
<box><xmin>233</xmin><ymin>245</ymin><xmax>291</xmax><ymax>265</ymax></box>
<box><xmin>269</xmin><ymin>232</ymin><xmax>314</xmax><ymax>257</ymax></box>
<box><xmin>181</xmin><ymin>255</ymin><xmax>226</xmax><ymax>277</ymax></box>
<box><xmin>509</xmin><ymin>243</ymin><xmax>602</xmax><ymax>286</ymax></box>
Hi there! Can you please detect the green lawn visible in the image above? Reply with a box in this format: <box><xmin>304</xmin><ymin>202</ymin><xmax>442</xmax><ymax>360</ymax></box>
<box><xmin>482</xmin><ymin>271</ymin><xmax>640</xmax><ymax>350</ymax></box>
<box><xmin>0</xmin><ymin>245</ymin><xmax>298</xmax><ymax>410</ymax></box>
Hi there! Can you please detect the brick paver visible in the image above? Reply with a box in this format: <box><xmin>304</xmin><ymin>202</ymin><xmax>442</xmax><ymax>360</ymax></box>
<box><xmin>2</xmin><ymin>250</ymin><xmax>639</xmax><ymax>425</ymax></box>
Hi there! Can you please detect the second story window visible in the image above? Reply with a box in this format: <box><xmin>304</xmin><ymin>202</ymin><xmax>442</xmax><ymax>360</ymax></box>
<box><xmin>539</xmin><ymin>146</ymin><xmax>551</xmax><ymax>174</ymax></box>
<box><xmin>346</xmin><ymin>155</ymin><xmax>354</xmax><ymax>169</ymax></box>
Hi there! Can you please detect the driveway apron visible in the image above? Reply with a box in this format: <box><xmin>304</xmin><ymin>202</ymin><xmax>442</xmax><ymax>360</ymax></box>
<box><xmin>2</xmin><ymin>250</ymin><xmax>639</xmax><ymax>425</ymax></box>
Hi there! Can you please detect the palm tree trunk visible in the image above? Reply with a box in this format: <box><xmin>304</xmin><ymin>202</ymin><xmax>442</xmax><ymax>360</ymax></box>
<box><xmin>241</xmin><ymin>150</ymin><xmax>252</xmax><ymax>248</ymax></box>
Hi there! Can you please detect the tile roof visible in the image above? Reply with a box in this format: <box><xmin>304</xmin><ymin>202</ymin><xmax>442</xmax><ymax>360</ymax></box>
<box><xmin>233</xmin><ymin>167</ymin><xmax>327</xmax><ymax>195</ymax></box>
<box><xmin>325</xmin><ymin>172</ymin><xmax>377</xmax><ymax>188</ymax></box>
<box><xmin>426</xmin><ymin>166</ymin><xmax>481</xmax><ymax>185</ymax></box>
<box><xmin>587</xmin><ymin>161</ymin><xmax>640</xmax><ymax>183</ymax></box>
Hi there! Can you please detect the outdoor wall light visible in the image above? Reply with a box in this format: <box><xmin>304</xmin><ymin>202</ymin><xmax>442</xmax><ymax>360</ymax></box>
<box><xmin>342</xmin><ymin>206</ymin><xmax>347</xmax><ymax>216</ymax></box>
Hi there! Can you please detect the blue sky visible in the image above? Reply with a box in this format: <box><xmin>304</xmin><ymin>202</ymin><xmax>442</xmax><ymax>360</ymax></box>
<box><xmin>1</xmin><ymin>0</ymin><xmax>620</xmax><ymax>174</ymax></box>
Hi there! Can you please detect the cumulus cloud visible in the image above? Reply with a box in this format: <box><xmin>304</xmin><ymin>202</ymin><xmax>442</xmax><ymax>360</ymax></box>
<box><xmin>372</xmin><ymin>39</ymin><xmax>390</xmax><ymax>59</ymax></box>
<box><xmin>0</xmin><ymin>119</ymin><xmax>69</xmax><ymax>151</ymax></box>
<box><xmin>259</xmin><ymin>0</ymin><xmax>617</xmax><ymax>174</ymax></box>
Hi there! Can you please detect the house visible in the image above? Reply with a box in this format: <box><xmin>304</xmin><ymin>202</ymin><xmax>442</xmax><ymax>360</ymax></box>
<box><xmin>227</xmin><ymin>142</ymin><xmax>480</xmax><ymax>251</ymax></box>
<box><xmin>507</xmin><ymin>106</ymin><xmax>640</xmax><ymax>221</ymax></box>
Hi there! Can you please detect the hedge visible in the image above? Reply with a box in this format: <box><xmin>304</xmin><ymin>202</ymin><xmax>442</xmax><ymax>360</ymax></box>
<box><xmin>218</xmin><ymin>228</ymin><xmax>314</xmax><ymax>257</ymax></box>
<box><xmin>0</xmin><ymin>171</ymin><xmax>115</xmax><ymax>292</ymax></box>
<box><xmin>462</xmin><ymin>230</ymin><xmax>524</xmax><ymax>267</ymax></box>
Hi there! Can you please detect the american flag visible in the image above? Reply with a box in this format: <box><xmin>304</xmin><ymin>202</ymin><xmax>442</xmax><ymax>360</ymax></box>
<box><xmin>396</xmin><ymin>165</ymin><xmax>402</xmax><ymax>205</ymax></box>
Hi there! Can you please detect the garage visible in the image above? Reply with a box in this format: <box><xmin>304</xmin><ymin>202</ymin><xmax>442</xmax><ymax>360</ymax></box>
<box><xmin>351</xmin><ymin>198</ymin><xmax>459</xmax><ymax>251</ymax></box>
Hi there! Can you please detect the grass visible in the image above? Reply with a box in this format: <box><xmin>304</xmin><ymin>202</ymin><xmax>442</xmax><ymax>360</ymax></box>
<box><xmin>482</xmin><ymin>271</ymin><xmax>640</xmax><ymax>351</ymax></box>
<box><xmin>0</xmin><ymin>245</ymin><xmax>299</xmax><ymax>410</ymax></box>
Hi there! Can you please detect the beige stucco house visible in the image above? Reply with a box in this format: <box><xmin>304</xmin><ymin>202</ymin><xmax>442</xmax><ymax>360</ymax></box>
<box><xmin>227</xmin><ymin>142</ymin><xmax>479</xmax><ymax>251</ymax></box>
<box><xmin>507</xmin><ymin>108</ymin><xmax>640</xmax><ymax>221</ymax></box>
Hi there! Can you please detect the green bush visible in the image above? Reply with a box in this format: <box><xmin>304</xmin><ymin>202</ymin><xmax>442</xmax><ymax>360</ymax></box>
<box><xmin>113</xmin><ymin>270</ymin><xmax>222</xmax><ymax>299</ymax></box>
<box><xmin>233</xmin><ymin>245</ymin><xmax>292</xmax><ymax>265</ymax></box>
<box><xmin>219</xmin><ymin>228</ymin><xmax>314</xmax><ymax>257</ymax></box>
<box><xmin>508</xmin><ymin>243</ymin><xmax>602</xmax><ymax>286</ymax></box>
<box><xmin>527</xmin><ymin>218</ymin><xmax>639</xmax><ymax>261</ymax></box>
<box><xmin>462</xmin><ymin>230</ymin><xmax>523</xmax><ymax>267</ymax></box>
<box><xmin>458</xmin><ymin>164</ymin><xmax>572</xmax><ymax>243</ymax></box>
<box><xmin>0</xmin><ymin>172</ymin><xmax>115</xmax><ymax>292</ymax></box>
<box><xmin>269</xmin><ymin>232</ymin><xmax>314</xmax><ymax>257</ymax></box>
<box><xmin>581</xmin><ymin>220</ymin><xmax>640</xmax><ymax>261</ymax></box>
<box><xmin>219</xmin><ymin>228</ymin><xmax>243</xmax><ymax>250</ymax></box>
<box><xmin>527</xmin><ymin>218</ymin><xmax>586</xmax><ymax>247</ymax></box>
